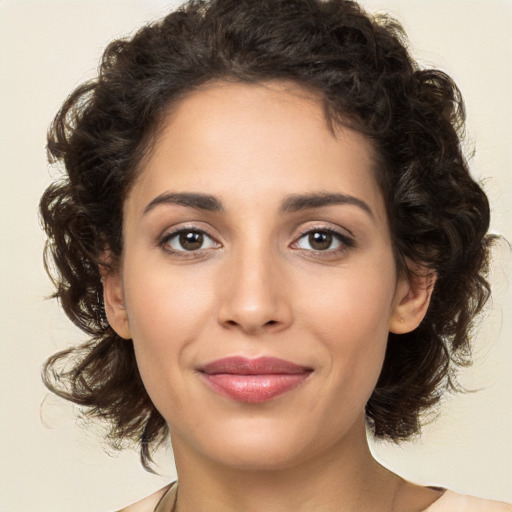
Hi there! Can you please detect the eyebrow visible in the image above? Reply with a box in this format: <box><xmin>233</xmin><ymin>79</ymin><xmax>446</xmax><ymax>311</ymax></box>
<box><xmin>280</xmin><ymin>192</ymin><xmax>374</xmax><ymax>218</ymax></box>
<box><xmin>143</xmin><ymin>192</ymin><xmax>224</xmax><ymax>215</ymax></box>
<box><xmin>143</xmin><ymin>191</ymin><xmax>373</xmax><ymax>218</ymax></box>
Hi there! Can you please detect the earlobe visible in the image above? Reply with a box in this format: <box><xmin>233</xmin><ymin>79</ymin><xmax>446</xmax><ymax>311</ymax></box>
<box><xmin>100</xmin><ymin>263</ymin><xmax>132</xmax><ymax>340</ymax></box>
<box><xmin>389</xmin><ymin>267</ymin><xmax>436</xmax><ymax>335</ymax></box>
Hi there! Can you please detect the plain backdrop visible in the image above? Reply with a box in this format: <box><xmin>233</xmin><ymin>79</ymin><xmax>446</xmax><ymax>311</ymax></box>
<box><xmin>0</xmin><ymin>1</ymin><xmax>511</xmax><ymax>511</ymax></box>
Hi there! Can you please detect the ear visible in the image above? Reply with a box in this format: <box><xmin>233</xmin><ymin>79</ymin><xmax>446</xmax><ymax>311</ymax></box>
<box><xmin>389</xmin><ymin>264</ymin><xmax>436</xmax><ymax>335</ymax></box>
<box><xmin>99</xmin><ymin>261</ymin><xmax>132</xmax><ymax>340</ymax></box>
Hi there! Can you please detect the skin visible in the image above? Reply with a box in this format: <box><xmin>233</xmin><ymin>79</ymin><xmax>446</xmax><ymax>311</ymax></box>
<box><xmin>105</xmin><ymin>80</ymin><xmax>439</xmax><ymax>512</ymax></box>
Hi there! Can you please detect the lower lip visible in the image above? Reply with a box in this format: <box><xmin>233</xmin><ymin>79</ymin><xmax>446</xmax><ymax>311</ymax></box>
<box><xmin>201</xmin><ymin>373</ymin><xmax>311</xmax><ymax>403</ymax></box>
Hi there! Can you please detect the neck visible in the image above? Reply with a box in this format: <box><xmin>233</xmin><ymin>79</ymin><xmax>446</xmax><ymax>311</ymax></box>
<box><xmin>170</xmin><ymin>421</ymin><xmax>403</xmax><ymax>512</ymax></box>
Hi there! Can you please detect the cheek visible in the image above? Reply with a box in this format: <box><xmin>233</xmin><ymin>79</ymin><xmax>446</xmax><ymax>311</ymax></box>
<box><xmin>121</xmin><ymin>260</ymin><xmax>216</xmax><ymax>399</ymax></box>
<box><xmin>124</xmin><ymin>259</ymin><xmax>215</xmax><ymax>344</ymax></box>
<box><xmin>298</xmin><ymin>260</ymin><xmax>395</xmax><ymax>340</ymax></box>
<box><xmin>296</xmin><ymin>260</ymin><xmax>395</xmax><ymax>391</ymax></box>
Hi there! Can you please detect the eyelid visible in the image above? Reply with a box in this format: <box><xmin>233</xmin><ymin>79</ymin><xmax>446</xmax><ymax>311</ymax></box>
<box><xmin>156</xmin><ymin>222</ymin><xmax>355</xmax><ymax>258</ymax></box>
<box><xmin>158</xmin><ymin>224</ymin><xmax>222</xmax><ymax>257</ymax></box>
<box><xmin>290</xmin><ymin>224</ymin><xmax>355</xmax><ymax>254</ymax></box>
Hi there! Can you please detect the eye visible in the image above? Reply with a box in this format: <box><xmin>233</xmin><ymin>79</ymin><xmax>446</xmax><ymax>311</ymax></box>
<box><xmin>161</xmin><ymin>229</ymin><xmax>219</xmax><ymax>253</ymax></box>
<box><xmin>292</xmin><ymin>228</ymin><xmax>353</xmax><ymax>253</ymax></box>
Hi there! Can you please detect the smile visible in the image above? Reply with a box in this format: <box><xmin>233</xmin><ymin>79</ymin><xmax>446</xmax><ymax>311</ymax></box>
<box><xmin>198</xmin><ymin>356</ymin><xmax>313</xmax><ymax>403</ymax></box>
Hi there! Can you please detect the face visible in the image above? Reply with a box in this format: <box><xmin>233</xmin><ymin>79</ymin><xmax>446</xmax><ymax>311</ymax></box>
<box><xmin>104</xmin><ymin>81</ymin><xmax>430</xmax><ymax>472</ymax></box>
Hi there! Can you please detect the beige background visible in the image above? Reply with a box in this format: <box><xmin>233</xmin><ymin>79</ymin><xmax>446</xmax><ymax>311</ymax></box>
<box><xmin>0</xmin><ymin>1</ymin><xmax>510</xmax><ymax>511</ymax></box>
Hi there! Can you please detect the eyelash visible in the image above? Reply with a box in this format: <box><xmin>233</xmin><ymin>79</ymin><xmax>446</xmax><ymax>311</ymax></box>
<box><xmin>291</xmin><ymin>226</ymin><xmax>355</xmax><ymax>256</ymax></box>
<box><xmin>158</xmin><ymin>225</ymin><xmax>355</xmax><ymax>259</ymax></box>
<box><xmin>158</xmin><ymin>226</ymin><xmax>220</xmax><ymax>259</ymax></box>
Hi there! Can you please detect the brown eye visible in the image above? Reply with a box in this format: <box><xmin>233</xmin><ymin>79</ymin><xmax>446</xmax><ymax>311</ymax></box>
<box><xmin>164</xmin><ymin>229</ymin><xmax>219</xmax><ymax>253</ymax></box>
<box><xmin>293</xmin><ymin>228</ymin><xmax>351</xmax><ymax>253</ymax></box>
<box><xmin>179</xmin><ymin>231</ymin><xmax>204</xmax><ymax>251</ymax></box>
<box><xmin>308</xmin><ymin>231</ymin><xmax>332</xmax><ymax>250</ymax></box>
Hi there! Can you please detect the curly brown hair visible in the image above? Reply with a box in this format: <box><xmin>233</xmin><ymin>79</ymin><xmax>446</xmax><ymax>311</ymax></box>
<box><xmin>40</xmin><ymin>0</ymin><xmax>494</xmax><ymax>470</ymax></box>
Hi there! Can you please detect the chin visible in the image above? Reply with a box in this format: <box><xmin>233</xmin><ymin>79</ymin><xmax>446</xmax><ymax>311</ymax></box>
<box><xmin>175</xmin><ymin>412</ymin><xmax>352</xmax><ymax>473</ymax></box>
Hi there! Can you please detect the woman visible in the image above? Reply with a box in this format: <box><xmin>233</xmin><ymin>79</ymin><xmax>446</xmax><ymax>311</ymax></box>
<box><xmin>39</xmin><ymin>0</ymin><xmax>510</xmax><ymax>510</ymax></box>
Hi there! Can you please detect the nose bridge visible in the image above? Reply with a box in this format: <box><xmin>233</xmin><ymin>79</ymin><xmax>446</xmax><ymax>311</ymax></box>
<box><xmin>217</xmin><ymin>236</ymin><xmax>291</xmax><ymax>333</ymax></box>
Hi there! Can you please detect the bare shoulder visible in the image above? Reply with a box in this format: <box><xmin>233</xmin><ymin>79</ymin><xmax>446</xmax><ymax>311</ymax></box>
<box><xmin>116</xmin><ymin>484</ymin><xmax>173</xmax><ymax>512</ymax></box>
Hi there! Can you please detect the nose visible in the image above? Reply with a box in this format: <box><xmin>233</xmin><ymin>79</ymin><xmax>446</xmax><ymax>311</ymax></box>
<box><xmin>216</xmin><ymin>248</ymin><xmax>293</xmax><ymax>335</ymax></box>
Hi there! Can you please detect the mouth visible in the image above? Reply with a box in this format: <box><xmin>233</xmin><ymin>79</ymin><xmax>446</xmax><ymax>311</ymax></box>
<box><xmin>198</xmin><ymin>356</ymin><xmax>313</xmax><ymax>403</ymax></box>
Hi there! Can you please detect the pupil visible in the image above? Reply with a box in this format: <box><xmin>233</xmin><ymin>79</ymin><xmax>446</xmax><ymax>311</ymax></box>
<box><xmin>180</xmin><ymin>231</ymin><xmax>203</xmax><ymax>250</ymax></box>
<box><xmin>309</xmin><ymin>231</ymin><xmax>332</xmax><ymax>250</ymax></box>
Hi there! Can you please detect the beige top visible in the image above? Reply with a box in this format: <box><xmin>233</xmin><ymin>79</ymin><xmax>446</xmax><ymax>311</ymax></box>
<box><xmin>424</xmin><ymin>490</ymin><xmax>511</xmax><ymax>512</ymax></box>
<box><xmin>147</xmin><ymin>482</ymin><xmax>511</xmax><ymax>512</ymax></box>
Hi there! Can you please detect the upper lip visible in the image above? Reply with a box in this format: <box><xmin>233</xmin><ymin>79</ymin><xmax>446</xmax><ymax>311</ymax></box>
<box><xmin>200</xmin><ymin>356</ymin><xmax>312</xmax><ymax>375</ymax></box>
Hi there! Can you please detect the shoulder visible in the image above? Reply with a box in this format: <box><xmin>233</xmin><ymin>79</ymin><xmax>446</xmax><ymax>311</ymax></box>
<box><xmin>426</xmin><ymin>490</ymin><xmax>511</xmax><ymax>512</ymax></box>
<box><xmin>116</xmin><ymin>483</ymin><xmax>174</xmax><ymax>512</ymax></box>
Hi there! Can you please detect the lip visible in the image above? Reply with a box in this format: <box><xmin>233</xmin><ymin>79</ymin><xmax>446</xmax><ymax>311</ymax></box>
<box><xmin>198</xmin><ymin>356</ymin><xmax>313</xmax><ymax>403</ymax></box>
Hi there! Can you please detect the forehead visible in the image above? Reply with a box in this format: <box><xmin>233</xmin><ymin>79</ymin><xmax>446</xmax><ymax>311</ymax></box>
<box><xmin>126</xmin><ymin>80</ymin><xmax>386</xmax><ymax>225</ymax></box>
